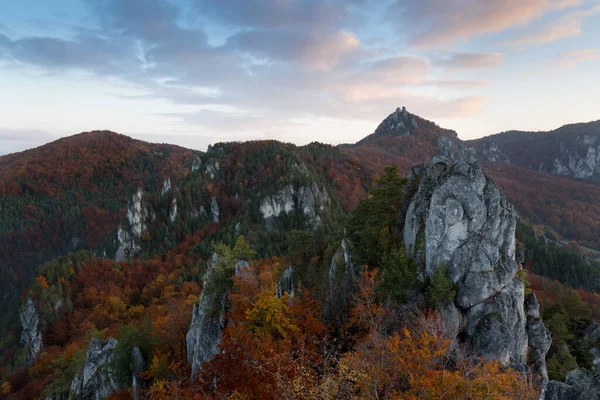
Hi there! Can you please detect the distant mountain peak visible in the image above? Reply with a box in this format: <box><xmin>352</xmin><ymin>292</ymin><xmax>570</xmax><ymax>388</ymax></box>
<box><xmin>350</xmin><ymin>106</ymin><xmax>457</xmax><ymax>147</ymax></box>
<box><xmin>373</xmin><ymin>106</ymin><xmax>419</xmax><ymax>138</ymax></box>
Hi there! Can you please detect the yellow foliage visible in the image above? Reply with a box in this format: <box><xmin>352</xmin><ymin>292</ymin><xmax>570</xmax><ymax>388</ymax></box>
<box><xmin>1</xmin><ymin>381</ymin><xmax>11</xmax><ymax>394</ymax></box>
<box><xmin>245</xmin><ymin>290</ymin><xmax>296</xmax><ymax>339</ymax></box>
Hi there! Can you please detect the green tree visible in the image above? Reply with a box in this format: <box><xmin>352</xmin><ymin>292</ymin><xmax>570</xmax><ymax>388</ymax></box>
<box><xmin>425</xmin><ymin>264</ymin><xmax>456</xmax><ymax>309</ymax></box>
<box><xmin>113</xmin><ymin>317</ymin><xmax>155</xmax><ymax>387</ymax></box>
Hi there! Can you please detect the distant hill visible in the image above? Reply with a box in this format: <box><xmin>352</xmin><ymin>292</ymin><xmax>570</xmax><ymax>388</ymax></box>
<box><xmin>467</xmin><ymin>120</ymin><xmax>600</xmax><ymax>180</ymax></box>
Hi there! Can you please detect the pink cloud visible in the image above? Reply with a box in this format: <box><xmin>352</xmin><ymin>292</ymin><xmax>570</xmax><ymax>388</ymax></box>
<box><xmin>402</xmin><ymin>0</ymin><xmax>583</xmax><ymax>48</ymax></box>
<box><xmin>435</xmin><ymin>52</ymin><xmax>504</xmax><ymax>69</ymax></box>
<box><xmin>557</xmin><ymin>48</ymin><xmax>599</xmax><ymax>67</ymax></box>
<box><xmin>506</xmin><ymin>4</ymin><xmax>600</xmax><ymax>45</ymax></box>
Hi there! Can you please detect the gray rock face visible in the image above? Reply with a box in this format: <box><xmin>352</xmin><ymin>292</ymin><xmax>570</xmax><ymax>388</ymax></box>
<box><xmin>482</xmin><ymin>140</ymin><xmax>510</xmax><ymax>162</ymax></box>
<box><xmin>259</xmin><ymin>182</ymin><xmax>330</xmax><ymax>229</ymax></box>
<box><xmin>186</xmin><ymin>256</ymin><xmax>251</xmax><ymax>381</ymax></box>
<box><xmin>277</xmin><ymin>265</ymin><xmax>296</xmax><ymax>298</ymax></box>
<box><xmin>325</xmin><ymin>239</ymin><xmax>357</xmax><ymax>326</ymax></box>
<box><xmin>20</xmin><ymin>297</ymin><xmax>42</xmax><ymax>366</ymax></box>
<box><xmin>525</xmin><ymin>293</ymin><xmax>552</xmax><ymax>382</ymax></box>
<box><xmin>403</xmin><ymin>155</ymin><xmax>549</xmax><ymax>376</ymax></box>
<box><xmin>169</xmin><ymin>198</ymin><xmax>178</xmax><ymax>223</ymax></box>
<box><xmin>186</xmin><ymin>254</ymin><xmax>223</xmax><ymax>381</ymax></box>
<box><xmin>191</xmin><ymin>156</ymin><xmax>202</xmax><ymax>172</ymax></box>
<box><xmin>437</xmin><ymin>135</ymin><xmax>477</xmax><ymax>163</ymax></box>
<box><xmin>206</xmin><ymin>161</ymin><xmax>220</xmax><ymax>179</ymax></box>
<box><xmin>131</xmin><ymin>347</ymin><xmax>145</xmax><ymax>400</ymax></box>
<box><xmin>161</xmin><ymin>178</ymin><xmax>171</xmax><ymax>195</ymax></box>
<box><xmin>541</xmin><ymin>370</ymin><xmax>600</xmax><ymax>400</ymax></box>
<box><xmin>210</xmin><ymin>196</ymin><xmax>219</xmax><ymax>223</ymax></box>
<box><xmin>549</xmin><ymin>138</ymin><xmax>600</xmax><ymax>179</ymax></box>
<box><xmin>69</xmin><ymin>337</ymin><xmax>120</xmax><ymax>400</ymax></box>
<box><xmin>373</xmin><ymin>106</ymin><xmax>418</xmax><ymax>138</ymax></box>
<box><xmin>115</xmin><ymin>188</ymin><xmax>149</xmax><ymax>261</ymax></box>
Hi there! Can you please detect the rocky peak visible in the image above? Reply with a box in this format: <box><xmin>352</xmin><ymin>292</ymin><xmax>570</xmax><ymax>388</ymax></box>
<box><xmin>19</xmin><ymin>297</ymin><xmax>42</xmax><ymax>367</ymax></box>
<box><xmin>403</xmin><ymin>155</ymin><xmax>550</xmax><ymax>378</ymax></box>
<box><xmin>372</xmin><ymin>106</ymin><xmax>419</xmax><ymax>139</ymax></box>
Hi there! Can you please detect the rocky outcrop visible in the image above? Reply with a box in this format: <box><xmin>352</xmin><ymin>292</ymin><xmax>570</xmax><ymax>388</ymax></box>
<box><xmin>211</xmin><ymin>196</ymin><xmax>219</xmax><ymax>223</ymax></box>
<box><xmin>161</xmin><ymin>178</ymin><xmax>171</xmax><ymax>195</ymax></box>
<box><xmin>525</xmin><ymin>293</ymin><xmax>552</xmax><ymax>382</ymax></box>
<box><xmin>69</xmin><ymin>337</ymin><xmax>120</xmax><ymax>400</ymax></box>
<box><xmin>191</xmin><ymin>156</ymin><xmax>202</xmax><ymax>172</ymax></box>
<box><xmin>541</xmin><ymin>370</ymin><xmax>600</xmax><ymax>400</ymax></box>
<box><xmin>115</xmin><ymin>189</ymin><xmax>149</xmax><ymax>261</ymax></box>
<box><xmin>259</xmin><ymin>182</ymin><xmax>330</xmax><ymax>229</ymax></box>
<box><xmin>363</xmin><ymin>106</ymin><xmax>419</xmax><ymax>142</ymax></box>
<box><xmin>325</xmin><ymin>239</ymin><xmax>357</xmax><ymax>326</ymax></box>
<box><xmin>403</xmin><ymin>155</ymin><xmax>550</xmax><ymax>376</ymax></box>
<box><xmin>186</xmin><ymin>255</ymin><xmax>223</xmax><ymax>381</ymax></box>
<box><xmin>20</xmin><ymin>297</ymin><xmax>42</xmax><ymax>366</ymax></box>
<box><xmin>277</xmin><ymin>265</ymin><xmax>296</xmax><ymax>298</ymax></box>
<box><xmin>131</xmin><ymin>347</ymin><xmax>145</xmax><ymax>400</ymax></box>
<box><xmin>206</xmin><ymin>161</ymin><xmax>220</xmax><ymax>179</ymax></box>
<box><xmin>169</xmin><ymin>198</ymin><xmax>178</xmax><ymax>223</ymax></box>
<box><xmin>482</xmin><ymin>140</ymin><xmax>510</xmax><ymax>163</ymax></box>
<box><xmin>186</xmin><ymin>255</ymin><xmax>250</xmax><ymax>380</ymax></box>
<box><xmin>550</xmin><ymin>141</ymin><xmax>600</xmax><ymax>179</ymax></box>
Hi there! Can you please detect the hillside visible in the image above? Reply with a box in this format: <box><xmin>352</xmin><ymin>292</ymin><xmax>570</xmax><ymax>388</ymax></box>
<box><xmin>468</xmin><ymin>120</ymin><xmax>600</xmax><ymax>180</ymax></box>
<box><xmin>3</xmin><ymin>111</ymin><xmax>600</xmax><ymax>399</ymax></box>
<box><xmin>0</xmin><ymin>131</ymin><xmax>196</xmax><ymax>325</ymax></box>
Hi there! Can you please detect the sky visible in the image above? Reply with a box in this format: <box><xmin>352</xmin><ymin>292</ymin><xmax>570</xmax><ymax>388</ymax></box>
<box><xmin>1</xmin><ymin>0</ymin><xmax>600</xmax><ymax>155</ymax></box>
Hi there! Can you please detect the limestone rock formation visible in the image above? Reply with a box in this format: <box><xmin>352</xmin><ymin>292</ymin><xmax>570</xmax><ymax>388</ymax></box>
<box><xmin>277</xmin><ymin>265</ymin><xmax>296</xmax><ymax>298</ymax></box>
<box><xmin>161</xmin><ymin>177</ymin><xmax>171</xmax><ymax>195</ymax></box>
<box><xmin>206</xmin><ymin>161</ymin><xmax>220</xmax><ymax>179</ymax></box>
<box><xmin>131</xmin><ymin>347</ymin><xmax>146</xmax><ymax>400</ymax></box>
<box><xmin>211</xmin><ymin>196</ymin><xmax>219</xmax><ymax>223</ymax></box>
<box><xmin>541</xmin><ymin>370</ymin><xmax>600</xmax><ymax>400</ymax></box>
<box><xmin>403</xmin><ymin>155</ymin><xmax>550</xmax><ymax>377</ymax></box>
<box><xmin>186</xmin><ymin>254</ymin><xmax>223</xmax><ymax>381</ymax></box>
<box><xmin>191</xmin><ymin>156</ymin><xmax>202</xmax><ymax>172</ymax></box>
<box><xmin>69</xmin><ymin>337</ymin><xmax>120</xmax><ymax>400</ymax></box>
<box><xmin>169</xmin><ymin>198</ymin><xmax>178</xmax><ymax>223</ymax></box>
<box><xmin>525</xmin><ymin>293</ymin><xmax>552</xmax><ymax>382</ymax></box>
<box><xmin>259</xmin><ymin>182</ymin><xmax>330</xmax><ymax>230</ymax></box>
<box><xmin>115</xmin><ymin>188</ymin><xmax>149</xmax><ymax>261</ymax></box>
<box><xmin>482</xmin><ymin>140</ymin><xmax>510</xmax><ymax>163</ymax></box>
<box><xmin>186</xmin><ymin>256</ymin><xmax>250</xmax><ymax>380</ymax></box>
<box><xmin>325</xmin><ymin>239</ymin><xmax>357</xmax><ymax>326</ymax></box>
<box><xmin>20</xmin><ymin>297</ymin><xmax>42</xmax><ymax>367</ymax></box>
<box><xmin>357</xmin><ymin>106</ymin><xmax>419</xmax><ymax>144</ymax></box>
<box><xmin>550</xmin><ymin>139</ymin><xmax>600</xmax><ymax>179</ymax></box>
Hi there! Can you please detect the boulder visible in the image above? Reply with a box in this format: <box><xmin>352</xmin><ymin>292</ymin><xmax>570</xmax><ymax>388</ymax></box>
<box><xmin>541</xmin><ymin>369</ymin><xmax>600</xmax><ymax>400</ymax></box>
